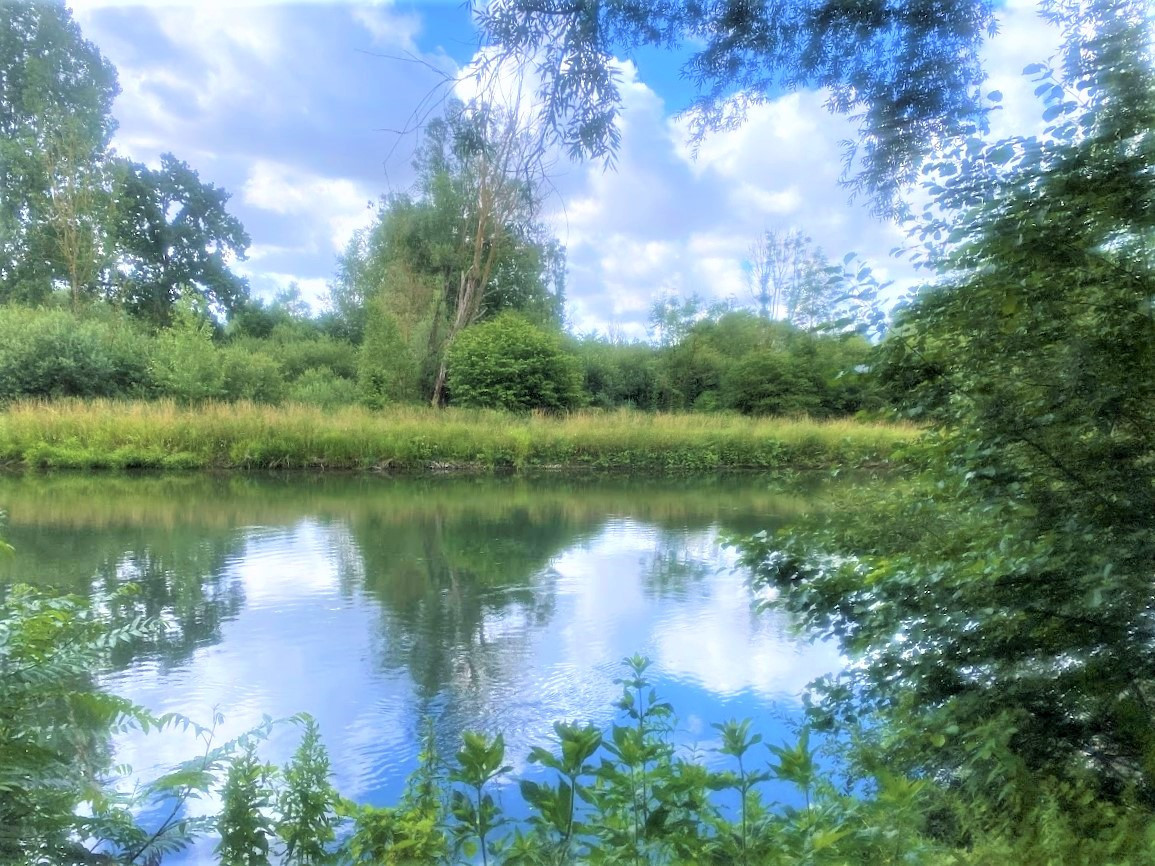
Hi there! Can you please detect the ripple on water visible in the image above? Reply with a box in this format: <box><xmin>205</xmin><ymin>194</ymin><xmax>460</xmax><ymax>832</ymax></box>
<box><xmin>0</xmin><ymin>475</ymin><xmax>850</xmax><ymax>864</ymax></box>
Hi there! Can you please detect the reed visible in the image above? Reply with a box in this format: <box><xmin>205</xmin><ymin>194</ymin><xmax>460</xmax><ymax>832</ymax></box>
<box><xmin>0</xmin><ymin>399</ymin><xmax>917</xmax><ymax>472</ymax></box>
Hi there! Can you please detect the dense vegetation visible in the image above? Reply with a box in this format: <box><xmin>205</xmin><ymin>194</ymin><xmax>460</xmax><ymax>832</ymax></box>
<box><xmin>1</xmin><ymin>0</ymin><xmax>1153</xmax><ymax>862</ymax></box>
<box><xmin>739</xmin><ymin>0</ymin><xmax>1155</xmax><ymax>857</ymax></box>
<box><xmin>0</xmin><ymin>400</ymin><xmax>909</xmax><ymax>472</ymax></box>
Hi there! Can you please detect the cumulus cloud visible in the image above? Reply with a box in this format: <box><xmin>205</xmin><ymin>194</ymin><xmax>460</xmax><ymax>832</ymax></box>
<box><xmin>68</xmin><ymin>1</ymin><xmax>1068</xmax><ymax>315</ymax></box>
<box><xmin>242</xmin><ymin>159</ymin><xmax>375</xmax><ymax>250</ymax></box>
<box><xmin>70</xmin><ymin>0</ymin><xmax>458</xmax><ymax>299</ymax></box>
<box><xmin>545</xmin><ymin>4</ymin><xmax>1067</xmax><ymax>336</ymax></box>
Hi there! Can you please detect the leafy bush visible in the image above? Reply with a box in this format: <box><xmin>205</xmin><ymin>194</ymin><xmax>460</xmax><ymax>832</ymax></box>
<box><xmin>289</xmin><ymin>367</ymin><xmax>359</xmax><ymax>408</ymax></box>
<box><xmin>721</xmin><ymin>350</ymin><xmax>824</xmax><ymax>416</ymax></box>
<box><xmin>274</xmin><ymin>335</ymin><xmax>358</xmax><ymax>382</ymax></box>
<box><xmin>447</xmin><ymin>313</ymin><xmax>584</xmax><ymax>412</ymax></box>
<box><xmin>358</xmin><ymin>305</ymin><xmax>421</xmax><ymax>408</ymax></box>
<box><xmin>221</xmin><ymin>348</ymin><xmax>286</xmax><ymax>404</ymax></box>
<box><xmin>0</xmin><ymin>306</ymin><xmax>152</xmax><ymax>402</ymax></box>
<box><xmin>150</xmin><ymin>302</ymin><xmax>225</xmax><ymax>403</ymax></box>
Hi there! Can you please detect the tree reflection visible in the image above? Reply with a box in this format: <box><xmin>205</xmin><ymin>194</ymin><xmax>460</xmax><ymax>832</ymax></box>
<box><xmin>347</xmin><ymin>504</ymin><xmax>600</xmax><ymax>710</ymax></box>
<box><xmin>0</xmin><ymin>525</ymin><xmax>246</xmax><ymax>669</ymax></box>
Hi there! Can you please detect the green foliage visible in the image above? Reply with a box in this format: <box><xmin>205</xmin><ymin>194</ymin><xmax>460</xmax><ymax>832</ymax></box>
<box><xmin>738</xmin><ymin>0</ymin><xmax>1155</xmax><ymax>849</ymax></box>
<box><xmin>277</xmin><ymin>716</ymin><xmax>340</xmax><ymax>865</ymax></box>
<box><xmin>217</xmin><ymin>739</ymin><xmax>278</xmax><ymax>866</ymax></box>
<box><xmin>450</xmin><ymin>731</ymin><xmax>511</xmax><ymax>866</ymax></box>
<box><xmin>0</xmin><ymin>586</ymin><xmax>139</xmax><ymax>863</ymax></box>
<box><xmin>721</xmin><ymin>350</ymin><xmax>824</xmax><ymax>417</ymax></box>
<box><xmin>108</xmin><ymin>154</ymin><xmax>250</xmax><ymax>325</ymax></box>
<box><xmin>574</xmin><ymin>309</ymin><xmax>881</xmax><ymax>417</ymax></box>
<box><xmin>221</xmin><ymin>347</ymin><xmax>286</xmax><ymax>404</ymax></box>
<box><xmin>0</xmin><ymin>305</ymin><xmax>152</xmax><ymax>402</ymax></box>
<box><xmin>573</xmin><ymin>339</ymin><xmax>660</xmax><ymax>410</ymax></box>
<box><xmin>273</xmin><ymin>336</ymin><xmax>358</xmax><ymax>384</ymax></box>
<box><xmin>289</xmin><ymin>367</ymin><xmax>359</xmax><ymax>409</ymax></box>
<box><xmin>358</xmin><ymin>289</ymin><xmax>425</xmax><ymax>407</ymax></box>
<box><xmin>1</xmin><ymin>3</ymin><xmax>249</xmax><ymax>323</ymax></box>
<box><xmin>149</xmin><ymin>295</ymin><xmax>225</xmax><ymax>403</ymax></box>
<box><xmin>0</xmin><ymin>0</ymin><xmax>118</xmax><ymax>303</ymax></box>
<box><xmin>447</xmin><ymin>313</ymin><xmax>584</xmax><ymax>413</ymax></box>
<box><xmin>342</xmin><ymin>720</ymin><xmax>448</xmax><ymax>865</ymax></box>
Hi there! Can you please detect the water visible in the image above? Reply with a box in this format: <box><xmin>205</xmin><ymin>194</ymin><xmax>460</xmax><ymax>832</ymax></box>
<box><xmin>0</xmin><ymin>472</ymin><xmax>846</xmax><ymax>861</ymax></box>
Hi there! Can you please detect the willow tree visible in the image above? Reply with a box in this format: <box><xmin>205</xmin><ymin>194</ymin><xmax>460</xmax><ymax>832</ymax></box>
<box><xmin>348</xmin><ymin>97</ymin><xmax>565</xmax><ymax>406</ymax></box>
<box><xmin>477</xmin><ymin>0</ymin><xmax>997</xmax><ymax>212</ymax></box>
<box><xmin>420</xmin><ymin>99</ymin><xmax>560</xmax><ymax>405</ymax></box>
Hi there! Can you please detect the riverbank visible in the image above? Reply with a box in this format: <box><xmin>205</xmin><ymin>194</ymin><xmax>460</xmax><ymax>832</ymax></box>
<box><xmin>0</xmin><ymin>400</ymin><xmax>917</xmax><ymax>472</ymax></box>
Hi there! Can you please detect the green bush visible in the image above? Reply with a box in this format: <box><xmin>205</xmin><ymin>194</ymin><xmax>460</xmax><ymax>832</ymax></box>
<box><xmin>447</xmin><ymin>313</ymin><xmax>584</xmax><ymax>412</ymax></box>
<box><xmin>721</xmin><ymin>350</ymin><xmax>824</xmax><ymax>416</ymax></box>
<box><xmin>574</xmin><ymin>339</ymin><xmax>660</xmax><ymax>409</ymax></box>
<box><xmin>150</xmin><ymin>314</ymin><xmax>224</xmax><ymax>403</ymax></box>
<box><xmin>220</xmin><ymin>348</ymin><xmax>286</xmax><ymax>404</ymax></box>
<box><xmin>274</xmin><ymin>335</ymin><xmax>358</xmax><ymax>382</ymax></box>
<box><xmin>0</xmin><ymin>306</ymin><xmax>152</xmax><ymax>402</ymax></box>
<box><xmin>289</xmin><ymin>367</ymin><xmax>359</xmax><ymax>408</ymax></box>
<box><xmin>358</xmin><ymin>305</ymin><xmax>423</xmax><ymax>408</ymax></box>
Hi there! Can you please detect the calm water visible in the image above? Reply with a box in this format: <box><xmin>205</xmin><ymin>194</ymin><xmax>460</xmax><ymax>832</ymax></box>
<box><xmin>0</xmin><ymin>473</ymin><xmax>845</xmax><ymax>862</ymax></box>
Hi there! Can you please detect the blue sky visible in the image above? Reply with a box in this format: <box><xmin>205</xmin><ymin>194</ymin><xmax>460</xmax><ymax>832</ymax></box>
<box><xmin>70</xmin><ymin>0</ymin><xmax>1062</xmax><ymax>338</ymax></box>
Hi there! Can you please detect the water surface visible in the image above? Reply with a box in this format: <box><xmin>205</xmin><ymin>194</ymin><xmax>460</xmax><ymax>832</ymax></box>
<box><xmin>0</xmin><ymin>473</ymin><xmax>845</xmax><ymax>860</ymax></box>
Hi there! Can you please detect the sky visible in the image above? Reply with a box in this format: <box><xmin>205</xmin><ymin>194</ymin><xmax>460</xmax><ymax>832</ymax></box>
<box><xmin>68</xmin><ymin>0</ymin><xmax>1063</xmax><ymax>339</ymax></box>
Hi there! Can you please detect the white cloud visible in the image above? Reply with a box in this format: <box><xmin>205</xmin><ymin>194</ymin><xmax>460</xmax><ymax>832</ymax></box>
<box><xmin>237</xmin><ymin>269</ymin><xmax>333</xmax><ymax>306</ymax></box>
<box><xmin>242</xmin><ymin>160</ymin><xmax>375</xmax><ymax>251</ymax></box>
<box><xmin>352</xmin><ymin>3</ymin><xmax>423</xmax><ymax>52</ymax></box>
<box><xmin>70</xmin><ymin>0</ymin><xmax>1073</xmax><ymax>328</ymax></box>
<box><xmin>544</xmin><ymin>2</ymin><xmax>1073</xmax><ymax>337</ymax></box>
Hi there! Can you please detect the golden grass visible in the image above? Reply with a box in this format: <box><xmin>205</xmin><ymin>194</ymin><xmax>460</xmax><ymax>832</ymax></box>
<box><xmin>0</xmin><ymin>399</ymin><xmax>919</xmax><ymax>472</ymax></box>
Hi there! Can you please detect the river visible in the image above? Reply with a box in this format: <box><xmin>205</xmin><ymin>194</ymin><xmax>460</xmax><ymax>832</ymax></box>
<box><xmin>0</xmin><ymin>472</ymin><xmax>848</xmax><ymax>862</ymax></box>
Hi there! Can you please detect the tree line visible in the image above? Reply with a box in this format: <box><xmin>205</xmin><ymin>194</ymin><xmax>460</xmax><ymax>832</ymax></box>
<box><xmin>0</xmin><ymin>1</ymin><xmax>889</xmax><ymax>418</ymax></box>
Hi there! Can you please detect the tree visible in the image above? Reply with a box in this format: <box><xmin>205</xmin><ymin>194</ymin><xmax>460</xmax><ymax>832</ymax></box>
<box><xmin>477</xmin><ymin>0</ymin><xmax>997</xmax><ymax>210</ymax></box>
<box><xmin>109</xmin><ymin>154</ymin><xmax>251</xmax><ymax>325</ymax></box>
<box><xmin>0</xmin><ymin>0</ymin><xmax>118</xmax><ymax>303</ymax></box>
<box><xmin>1</xmin><ymin>4</ymin><xmax>252</xmax><ymax>324</ymax></box>
<box><xmin>744</xmin><ymin>229</ymin><xmax>834</xmax><ymax>326</ymax></box>
<box><xmin>742</xmin><ymin>0</ymin><xmax>1155</xmax><ymax>824</ymax></box>
<box><xmin>418</xmin><ymin>101</ymin><xmax>562</xmax><ymax>405</ymax></box>
<box><xmin>347</xmin><ymin>100</ymin><xmax>566</xmax><ymax>406</ymax></box>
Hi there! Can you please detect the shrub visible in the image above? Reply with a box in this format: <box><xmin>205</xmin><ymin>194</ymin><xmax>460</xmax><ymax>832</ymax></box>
<box><xmin>358</xmin><ymin>306</ymin><xmax>422</xmax><ymax>408</ymax></box>
<box><xmin>274</xmin><ymin>336</ymin><xmax>358</xmax><ymax>382</ymax></box>
<box><xmin>721</xmin><ymin>350</ymin><xmax>824</xmax><ymax>416</ymax></box>
<box><xmin>446</xmin><ymin>314</ymin><xmax>584</xmax><ymax>412</ymax></box>
<box><xmin>220</xmin><ymin>348</ymin><xmax>287</xmax><ymax>404</ymax></box>
<box><xmin>150</xmin><ymin>306</ymin><xmax>224</xmax><ymax>403</ymax></box>
<box><xmin>289</xmin><ymin>367</ymin><xmax>359</xmax><ymax>408</ymax></box>
<box><xmin>0</xmin><ymin>306</ymin><xmax>152</xmax><ymax>401</ymax></box>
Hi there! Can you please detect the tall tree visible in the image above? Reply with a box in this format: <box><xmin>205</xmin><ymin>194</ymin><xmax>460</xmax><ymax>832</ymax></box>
<box><xmin>477</xmin><ymin>0</ymin><xmax>996</xmax><ymax>210</ymax></box>
<box><xmin>0</xmin><ymin>0</ymin><xmax>118</xmax><ymax>303</ymax></box>
<box><xmin>350</xmin><ymin>100</ymin><xmax>565</xmax><ymax>406</ymax></box>
<box><xmin>744</xmin><ymin>229</ymin><xmax>833</xmax><ymax>326</ymax></box>
<box><xmin>745</xmin><ymin>0</ymin><xmax>1155</xmax><ymax>817</ymax></box>
<box><xmin>108</xmin><ymin>154</ymin><xmax>251</xmax><ymax>326</ymax></box>
<box><xmin>418</xmin><ymin>101</ymin><xmax>561</xmax><ymax>405</ymax></box>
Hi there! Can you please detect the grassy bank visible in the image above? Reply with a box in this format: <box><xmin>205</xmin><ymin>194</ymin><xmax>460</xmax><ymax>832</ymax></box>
<box><xmin>0</xmin><ymin>400</ymin><xmax>917</xmax><ymax>472</ymax></box>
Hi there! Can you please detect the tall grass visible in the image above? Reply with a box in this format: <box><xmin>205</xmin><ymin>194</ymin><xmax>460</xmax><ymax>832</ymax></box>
<box><xmin>0</xmin><ymin>400</ymin><xmax>918</xmax><ymax>472</ymax></box>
